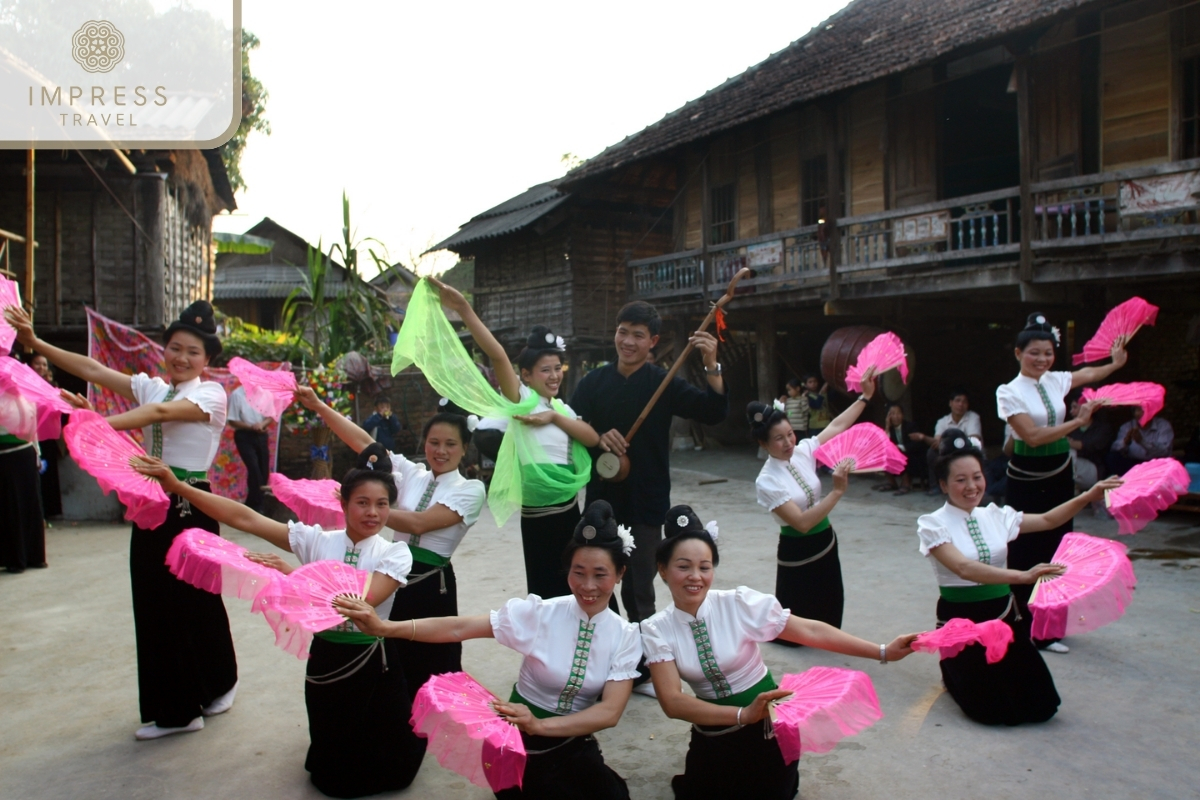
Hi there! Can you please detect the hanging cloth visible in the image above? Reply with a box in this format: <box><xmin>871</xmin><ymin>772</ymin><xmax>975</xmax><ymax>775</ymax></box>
<box><xmin>391</xmin><ymin>280</ymin><xmax>591</xmax><ymax>526</ymax></box>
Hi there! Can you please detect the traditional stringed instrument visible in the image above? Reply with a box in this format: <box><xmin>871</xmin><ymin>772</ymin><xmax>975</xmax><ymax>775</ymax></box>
<box><xmin>595</xmin><ymin>268</ymin><xmax>751</xmax><ymax>482</ymax></box>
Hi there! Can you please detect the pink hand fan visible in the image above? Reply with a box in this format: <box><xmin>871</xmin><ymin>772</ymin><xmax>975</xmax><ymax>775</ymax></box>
<box><xmin>1080</xmin><ymin>382</ymin><xmax>1165</xmax><ymax>425</ymax></box>
<box><xmin>771</xmin><ymin>667</ymin><xmax>882</xmax><ymax>763</ymax></box>
<box><xmin>1073</xmin><ymin>297</ymin><xmax>1158</xmax><ymax>365</ymax></box>
<box><xmin>814</xmin><ymin>423</ymin><xmax>907</xmax><ymax>474</ymax></box>
<box><xmin>268</xmin><ymin>473</ymin><xmax>344</xmax><ymax>528</ymax></box>
<box><xmin>412</xmin><ymin>671</ymin><xmax>526</xmax><ymax>792</ymax></box>
<box><xmin>1105</xmin><ymin>458</ymin><xmax>1190</xmax><ymax>535</ymax></box>
<box><xmin>0</xmin><ymin>276</ymin><xmax>19</xmax><ymax>353</ymax></box>
<box><xmin>165</xmin><ymin>527</ymin><xmax>280</xmax><ymax>601</ymax></box>
<box><xmin>845</xmin><ymin>332</ymin><xmax>908</xmax><ymax>393</ymax></box>
<box><xmin>251</xmin><ymin>559</ymin><xmax>372</xmax><ymax>659</ymax></box>
<box><xmin>63</xmin><ymin>410</ymin><xmax>170</xmax><ymax>529</ymax></box>
<box><xmin>1028</xmin><ymin>532</ymin><xmax>1136</xmax><ymax>641</ymax></box>
<box><xmin>227</xmin><ymin>357</ymin><xmax>297</xmax><ymax>418</ymax></box>
<box><xmin>0</xmin><ymin>355</ymin><xmax>73</xmax><ymax>419</ymax></box>
<box><xmin>912</xmin><ymin>618</ymin><xmax>1013</xmax><ymax>664</ymax></box>
<box><xmin>0</xmin><ymin>390</ymin><xmax>38</xmax><ymax>441</ymax></box>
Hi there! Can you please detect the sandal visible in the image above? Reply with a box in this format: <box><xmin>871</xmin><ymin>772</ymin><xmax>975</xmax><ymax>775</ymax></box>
<box><xmin>892</xmin><ymin>488</ymin><xmax>911</xmax><ymax>496</ymax></box>
<box><xmin>871</xmin><ymin>483</ymin><xmax>893</xmax><ymax>491</ymax></box>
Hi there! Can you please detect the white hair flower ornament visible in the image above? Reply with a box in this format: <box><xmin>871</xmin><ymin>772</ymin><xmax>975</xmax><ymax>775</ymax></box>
<box><xmin>705</xmin><ymin>520</ymin><xmax>719</xmax><ymax>541</ymax></box>
<box><xmin>556</xmin><ymin>335</ymin><xmax>566</xmax><ymax>350</ymax></box>
<box><xmin>1050</xmin><ymin>325</ymin><xmax>1061</xmax><ymax>345</ymax></box>
<box><xmin>773</xmin><ymin>398</ymin><xmax>786</xmax><ymax>412</ymax></box>
<box><xmin>466</xmin><ymin>414</ymin><xmax>479</xmax><ymax>432</ymax></box>
<box><xmin>616</xmin><ymin>525</ymin><xmax>636</xmax><ymax>556</ymax></box>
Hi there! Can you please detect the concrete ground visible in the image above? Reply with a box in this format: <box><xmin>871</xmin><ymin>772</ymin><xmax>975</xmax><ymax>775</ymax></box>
<box><xmin>3</xmin><ymin>446</ymin><xmax>1199</xmax><ymax>800</ymax></box>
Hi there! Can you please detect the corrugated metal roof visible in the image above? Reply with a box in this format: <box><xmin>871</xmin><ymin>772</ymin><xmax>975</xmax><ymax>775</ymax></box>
<box><xmin>428</xmin><ymin>182</ymin><xmax>570</xmax><ymax>253</ymax></box>
<box><xmin>214</xmin><ymin>264</ymin><xmax>343</xmax><ymax>299</ymax></box>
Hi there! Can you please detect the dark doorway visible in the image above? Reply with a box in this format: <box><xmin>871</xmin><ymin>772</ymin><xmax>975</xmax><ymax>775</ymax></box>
<box><xmin>941</xmin><ymin>64</ymin><xmax>1020</xmax><ymax>198</ymax></box>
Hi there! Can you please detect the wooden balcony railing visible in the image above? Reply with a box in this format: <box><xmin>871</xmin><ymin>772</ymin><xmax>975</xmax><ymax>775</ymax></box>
<box><xmin>629</xmin><ymin>158</ymin><xmax>1200</xmax><ymax>300</ymax></box>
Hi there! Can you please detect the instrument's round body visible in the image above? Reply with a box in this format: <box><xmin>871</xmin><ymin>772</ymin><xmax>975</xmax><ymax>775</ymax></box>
<box><xmin>596</xmin><ymin>452</ymin><xmax>631</xmax><ymax>482</ymax></box>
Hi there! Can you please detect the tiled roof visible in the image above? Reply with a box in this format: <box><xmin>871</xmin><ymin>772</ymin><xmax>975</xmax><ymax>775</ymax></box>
<box><xmin>213</xmin><ymin>264</ymin><xmax>344</xmax><ymax>299</ymax></box>
<box><xmin>565</xmin><ymin>0</ymin><xmax>1093</xmax><ymax>182</ymax></box>
<box><xmin>428</xmin><ymin>182</ymin><xmax>569</xmax><ymax>253</ymax></box>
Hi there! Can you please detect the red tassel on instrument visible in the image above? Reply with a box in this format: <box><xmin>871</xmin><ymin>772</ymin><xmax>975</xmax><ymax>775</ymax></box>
<box><xmin>714</xmin><ymin>307</ymin><xmax>727</xmax><ymax>342</ymax></box>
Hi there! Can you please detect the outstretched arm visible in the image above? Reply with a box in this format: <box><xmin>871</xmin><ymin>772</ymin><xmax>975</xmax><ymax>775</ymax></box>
<box><xmin>816</xmin><ymin>370</ymin><xmax>875</xmax><ymax>444</ymax></box>
<box><xmin>387</xmin><ymin>502</ymin><xmax>463</xmax><ymax>536</ymax></box>
<box><xmin>1071</xmin><ymin>338</ymin><xmax>1128</xmax><ymax>388</ymax></box>
<box><xmin>295</xmin><ymin>385</ymin><xmax>373</xmax><ymax>453</ymax></box>
<box><xmin>105</xmin><ymin>399</ymin><xmax>211</xmax><ymax>431</ymax></box>
<box><xmin>650</xmin><ymin>659</ymin><xmax>792</xmax><ymax>727</ymax></box>
<box><xmin>928</xmin><ymin>540</ymin><xmax>1062</xmax><ymax>585</ymax></box>
<box><xmin>333</xmin><ymin>597</ymin><xmax>494</xmax><ymax>641</ymax></box>
<box><xmin>1020</xmin><ymin>477</ymin><xmax>1121</xmax><ymax>533</ymax></box>
<box><xmin>429</xmin><ymin>277</ymin><xmax>521</xmax><ymax>403</ymax></box>
<box><xmin>134</xmin><ymin>457</ymin><xmax>292</xmax><ymax>550</ymax></box>
<box><xmin>5</xmin><ymin>305</ymin><xmax>134</xmax><ymax>399</ymax></box>
<box><xmin>779</xmin><ymin>616</ymin><xmax>917</xmax><ymax>661</ymax></box>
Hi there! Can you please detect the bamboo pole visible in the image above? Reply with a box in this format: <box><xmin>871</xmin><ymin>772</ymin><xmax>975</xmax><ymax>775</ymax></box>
<box><xmin>25</xmin><ymin>149</ymin><xmax>35</xmax><ymax>309</ymax></box>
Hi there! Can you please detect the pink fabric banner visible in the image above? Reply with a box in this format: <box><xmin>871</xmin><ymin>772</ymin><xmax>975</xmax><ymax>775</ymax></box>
<box><xmin>85</xmin><ymin>307</ymin><xmax>285</xmax><ymax>501</ymax></box>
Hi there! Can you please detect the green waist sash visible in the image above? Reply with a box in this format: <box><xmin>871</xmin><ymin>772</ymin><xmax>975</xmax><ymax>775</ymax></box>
<box><xmin>939</xmin><ymin>584</ymin><xmax>1011</xmax><ymax>603</ymax></box>
<box><xmin>781</xmin><ymin>517</ymin><xmax>831</xmax><ymax>537</ymax></box>
<box><xmin>409</xmin><ymin>545</ymin><xmax>450</xmax><ymax>568</ymax></box>
<box><xmin>169</xmin><ymin>466</ymin><xmax>209</xmax><ymax>482</ymax></box>
<box><xmin>314</xmin><ymin>629</ymin><xmax>381</xmax><ymax>645</ymax></box>
<box><xmin>1</xmin><ymin>433</ymin><xmax>30</xmax><ymax>445</ymax></box>
<box><xmin>1013</xmin><ymin>439</ymin><xmax>1070</xmax><ymax>457</ymax></box>
<box><xmin>704</xmin><ymin>672</ymin><xmax>778</xmax><ymax>707</ymax></box>
<box><xmin>510</xmin><ymin>686</ymin><xmax>561</xmax><ymax>720</ymax></box>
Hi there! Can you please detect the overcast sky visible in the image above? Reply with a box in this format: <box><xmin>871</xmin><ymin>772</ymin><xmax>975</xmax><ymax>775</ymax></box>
<box><xmin>212</xmin><ymin>0</ymin><xmax>853</xmax><ymax>275</ymax></box>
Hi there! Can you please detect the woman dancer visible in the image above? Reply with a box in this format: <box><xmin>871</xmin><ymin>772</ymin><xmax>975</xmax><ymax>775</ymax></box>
<box><xmin>430</xmin><ymin>276</ymin><xmax>599</xmax><ymax>598</ymax></box>
<box><xmin>998</xmin><ymin>312</ymin><xmax>1126</xmax><ymax>652</ymax></box>
<box><xmin>336</xmin><ymin>500</ymin><xmax>641</xmax><ymax>800</ymax></box>
<box><xmin>5</xmin><ymin>301</ymin><xmax>237</xmax><ymax>739</ymax></box>
<box><xmin>641</xmin><ymin>506</ymin><xmax>916</xmax><ymax>799</ymax></box>
<box><xmin>0</xmin><ymin>361</ymin><xmax>46</xmax><ymax>573</ymax></box>
<box><xmin>137</xmin><ymin>445</ymin><xmax>425</xmax><ymax>798</ymax></box>
<box><xmin>299</xmin><ymin>388</ymin><xmax>485</xmax><ymax>703</ymax></box>
<box><xmin>751</xmin><ymin>367</ymin><xmax>875</xmax><ymax>632</ymax></box>
<box><xmin>918</xmin><ymin>431</ymin><xmax>1121</xmax><ymax>724</ymax></box>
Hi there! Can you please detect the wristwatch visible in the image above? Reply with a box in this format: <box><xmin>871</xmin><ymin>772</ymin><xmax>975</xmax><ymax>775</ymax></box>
<box><xmin>856</xmin><ymin>395</ymin><xmax>869</xmax><ymax>404</ymax></box>
<box><xmin>705</xmin><ymin>362</ymin><xmax>723</xmax><ymax>376</ymax></box>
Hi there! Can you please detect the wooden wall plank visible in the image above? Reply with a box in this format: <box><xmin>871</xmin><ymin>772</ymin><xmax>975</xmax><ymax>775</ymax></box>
<box><xmin>770</xmin><ymin>110</ymin><xmax>801</xmax><ymax>231</ymax></box>
<box><xmin>849</xmin><ymin>84</ymin><xmax>887</xmax><ymax>215</ymax></box>
<box><xmin>1102</xmin><ymin>11</ymin><xmax>1171</xmax><ymax>168</ymax></box>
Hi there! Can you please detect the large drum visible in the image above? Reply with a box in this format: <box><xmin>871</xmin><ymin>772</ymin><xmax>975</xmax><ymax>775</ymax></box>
<box><xmin>820</xmin><ymin>326</ymin><xmax>913</xmax><ymax>401</ymax></box>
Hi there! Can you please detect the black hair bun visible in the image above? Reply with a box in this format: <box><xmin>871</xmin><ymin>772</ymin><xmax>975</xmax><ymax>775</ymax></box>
<box><xmin>665</xmin><ymin>505</ymin><xmax>704</xmax><ymax>538</ymax></box>
<box><xmin>575</xmin><ymin>500</ymin><xmax>619</xmax><ymax>544</ymax></box>
<box><xmin>527</xmin><ymin>325</ymin><xmax>562</xmax><ymax>351</ymax></box>
<box><xmin>746</xmin><ymin>401</ymin><xmax>772</xmax><ymax>426</ymax></box>
<box><xmin>1023</xmin><ymin>312</ymin><xmax>1054</xmax><ymax>332</ymax></box>
<box><xmin>357</xmin><ymin>442</ymin><xmax>393</xmax><ymax>473</ymax></box>
<box><xmin>164</xmin><ymin>299</ymin><xmax>222</xmax><ymax>356</ymax></box>
<box><xmin>937</xmin><ymin>427</ymin><xmax>980</xmax><ymax>458</ymax></box>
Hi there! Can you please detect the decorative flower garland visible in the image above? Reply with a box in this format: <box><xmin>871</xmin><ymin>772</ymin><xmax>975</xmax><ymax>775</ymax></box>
<box><xmin>282</xmin><ymin>362</ymin><xmax>355</xmax><ymax>433</ymax></box>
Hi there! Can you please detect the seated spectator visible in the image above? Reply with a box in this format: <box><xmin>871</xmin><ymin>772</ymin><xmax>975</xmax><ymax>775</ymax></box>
<box><xmin>1107</xmin><ymin>407</ymin><xmax>1174</xmax><ymax>475</ymax></box>
<box><xmin>909</xmin><ymin>389</ymin><xmax>983</xmax><ymax>496</ymax></box>
<box><xmin>1067</xmin><ymin>393</ymin><xmax>1114</xmax><ymax>492</ymax></box>
<box><xmin>874</xmin><ymin>402</ymin><xmax>923</xmax><ymax>495</ymax></box>
<box><xmin>362</xmin><ymin>395</ymin><xmax>402</xmax><ymax>452</ymax></box>
<box><xmin>984</xmin><ymin>425</ymin><xmax>1014</xmax><ymax>504</ymax></box>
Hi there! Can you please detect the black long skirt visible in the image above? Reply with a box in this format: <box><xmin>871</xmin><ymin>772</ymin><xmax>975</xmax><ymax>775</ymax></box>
<box><xmin>130</xmin><ymin>486</ymin><xmax>237</xmax><ymax>727</ymax></box>
<box><xmin>38</xmin><ymin>439</ymin><xmax>62</xmax><ymax>518</ymax></box>
<box><xmin>387</xmin><ymin>560</ymin><xmax>462</xmax><ymax>697</ymax></box>
<box><xmin>304</xmin><ymin>636</ymin><xmax>426</xmax><ymax>798</ymax></box>
<box><xmin>520</xmin><ymin>502</ymin><xmax>580</xmax><ymax>599</ymax></box>
<box><xmin>775</xmin><ymin>527</ymin><xmax>843</xmax><ymax>630</ymax></box>
<box><xmin>0</xmin><ymin>443</ymin><xmax>46</xmax><ymax>572</ymax></box>
<box><xmin>494</xmin><ymin>733</ymin><xmax>629</xmax><ymax>800</ymax></box>
<box><xmin>671</xmin><ymin>719</ymin><xmax>797</xmax><ymax>800</ymax></box>
<box><xmin>936</xmin><ymin>594</ymin><xmax>1060</xmax><ymax>726</ymax></box>
<box><xmin>1005</xmin><ymin>451</ymin><xmax>1074</xmax><ymax>646</ymax></box>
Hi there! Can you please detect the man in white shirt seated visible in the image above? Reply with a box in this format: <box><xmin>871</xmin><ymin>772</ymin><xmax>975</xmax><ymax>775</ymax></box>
<box><xmin>909</xmin><ymin>389</ymin><xmax>984</xmax><ymax>496</ymax></box>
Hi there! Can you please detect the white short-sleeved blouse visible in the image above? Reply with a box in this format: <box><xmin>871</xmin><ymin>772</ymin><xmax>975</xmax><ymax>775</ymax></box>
<box><xmin>491</xmin><ymin>594</ymin><xmax>642</xmax><ymax>716</ymax></box>
<box><xmin>640</xmin><ymin>587</ymin><xmax>790</xmax><ymax>700</ymax></box>
<box><xmin>756</xmin><ymin>436</ymin><xmax>822</xmax><ymax>524</ymax></box>
<box><xmin>287</xmin><ymin>521</ymin><xmax>412</xmax><ymax>621</ymax></box>
<box><xmin>389</xmin><ymin>453</ymin><xmax>486</xmax><ymax>559</ymax></box>
<box><xmin>130</xmin><ymin>373</ymin><xmax>227</xmax><ymax>471</ymax></box>
<box><xmin>916</xmin><ymin>502</ymin><xmax>1024</xmax><ymax>587</ymax></box>
<box><xmin>516</xmin><ymin>384</ymin><xmax>579</xmax><ymax>466</ymax></box>
<box><xmin>996</xmin><ymin>372</ymin><xmax>1073</xmax><ymax>439</ymax></box>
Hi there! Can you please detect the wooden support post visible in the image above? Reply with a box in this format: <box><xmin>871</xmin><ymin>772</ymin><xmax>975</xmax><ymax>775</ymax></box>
<box><xmin>91</xmin><ymin>188</ymin><xmax>99</xmax><ymax>310</ymax></box>
<box><xmin>53</xmin><ymin>191</ymin><xmax>61</xmax><ymax>325</ymax></box>
<box><xmin>755</xmin><ymin>306</ymin><xmax>778</xmax><ymax>404</ymax></box>
<box><xmin>24</xmin><ymin>150</ymin><xmax>34</xmax><ymax>309</ymax></box>
<box><xmin>1015</xmin><ymin>52</ymin><xmax>1035</xmax><ymax>285</ymax></box>
<box><xmin>700</xmin><ymin>151</ymin><xmax>710</xmax><ymax>298</ymax></box>
<box><xmin>823</xmin><ymin>102</ymin><xmax>842</xmax><ymax>301</ymax></box>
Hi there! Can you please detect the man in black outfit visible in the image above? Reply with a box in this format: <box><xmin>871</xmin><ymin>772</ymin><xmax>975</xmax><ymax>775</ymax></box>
<box><xmin>570</xmin><ymin>301</ymin><xmax>728</xmax><ymax>622</ymax></box>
